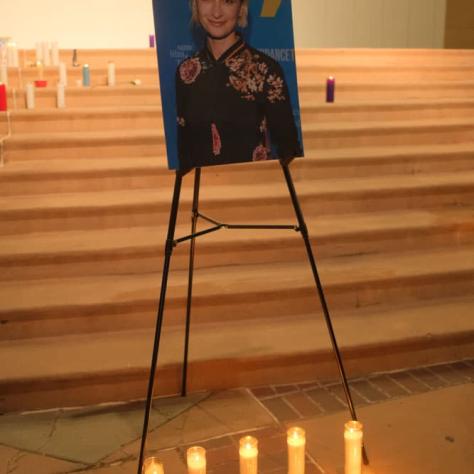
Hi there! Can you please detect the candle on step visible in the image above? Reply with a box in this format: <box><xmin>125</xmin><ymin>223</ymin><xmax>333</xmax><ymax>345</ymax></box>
<box><xmin>287</xmin><ymin>427</ymin><xmax>306</xmax><ymax>474</ymax></box>
<box><xmin>107</xmin><ymin>61</ymin><xmax>116</xmax><ymax>86</ymax></box>
<box><xmin>82</xmin><ymin>64</ymin><xmax>90</xmax><ymax>86</ymax></box>
<box><xmin>239</xmin><ymin>436</ymin><xmax>258</xmax><ymax>474</ymax></box>
<box><xmin>57</xmin><ymin>82</ymin><xmax>65</xmax><ymax>108</ymax></box>
<box><xmin>344</xmin><ymin>421</ymin><xmax>363</xmax><ymax>474</ymax></box>
<box><xmin>0</xmin><ymin>64</ymin><xmax>8</xmax><ymax>86</ymax></box>
<box><xmin>26</xmin><ymin>83</ymin><xmax>35</xmax><ymax>109</ymax></box>
<box><xmin>0</xmin><ymin>84</ymin><xmax>7</xmax><ymax>112</ymax></box>
<box><xmin>187</xmin><ymin>446</ymin><xmax>206</xmax><ymax>474</ymax></box>
<box><xmin>326</xmin><ymin>76</ymin><xmax>335</xmax><ymax>103</ymax></box>
<box><xmin>51</xmin><ymin>41</ymin><xmax>60</xmax><ymax>66</ymax></box>
<box><xmin>59</xmin><ymin>62</ymin><xmax>67</xmax><ymax>86</ymax></box>
<box><xmin>142</xmin><ymin>457</ymin><xmax>164</xmax><ymax>474</ymax></box>
<box><xmin>7</xmin><ymin>41</ymin><xmax>19</xmax><ymax>68</ymax></box>
<box><xmin>42</xmin><ymin>41</ymin><xmax>51</xmax><ymax>66</ymax></box>
<box><xmin>36</xmin><ymin>61</ymin><xmax>44</xmax><ymax>80</ymax></box>
<box><xmin>35</xmin><ymin>42</ymin><xmax>43</xmax><ymax>63</ymax></box>
<box><xmin>149</xmin><ymin>34</ymin><xmax>155</xmax><ymax>48</ymax></box>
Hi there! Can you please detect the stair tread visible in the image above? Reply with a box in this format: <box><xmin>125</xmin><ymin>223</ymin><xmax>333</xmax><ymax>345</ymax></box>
<box><xmin>0</xmin><ymin>207</ymin><xmax>472</xmax><ymax>259</ymax></box>
<box><xmin>2</xmin><ymin>170</ymin><xmax>473</xmax><ymax>213</ymax></box>
<box><xmin>1</xmin><ymin>142</ymin><xmax>473</xmax><ymax>178</ymax></box>
<box><xmin>1</xmin><ymin>296</ymin><xmax>472</xmax><ymax>381</ymax></box>
<box><xmin>1</xmin><ymin>246</ymin><xmax>473</xmax><ymax>314</ymax></box>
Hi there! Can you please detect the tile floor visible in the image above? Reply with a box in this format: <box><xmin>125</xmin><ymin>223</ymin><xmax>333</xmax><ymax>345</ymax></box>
<box><xmin>0</xmin><ymin>359</ymin><xmax>472</xmax><ymax>474</ymax></box>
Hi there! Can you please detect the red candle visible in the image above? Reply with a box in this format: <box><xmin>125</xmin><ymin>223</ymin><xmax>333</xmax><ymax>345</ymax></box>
<box><xmin>0</xmin><ymin>84</ymin><xmax>7</xmax><ymax>111</ymax></box>
<box><xmin>326</xmin><ymin>76</ymin><xmax>335</xmax><ymax>103</ymax></box>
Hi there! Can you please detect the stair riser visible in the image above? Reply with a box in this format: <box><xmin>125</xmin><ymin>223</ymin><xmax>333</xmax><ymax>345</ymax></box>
<box><xmin>11</xmin><ymin>114</ymin><xmax>163</xmax><ymax>134</ymax></box>
<box><xmin>299</xmin><ymin>86</ymin><xmax>474</xmax><ymax>103</ymax></box>
<box><xmin>2</xmin><ymin>225</ymin><xmax>472</xmax><ymax>281</ymax></box>
<box><xmin>7</xmin><ymin>71</ymin><xmax>159</xmax><ymax>90</ymax></box>
<box><xmin>5</xmin><ymin>140</ymin><xmax>163</xmax><ymax>161</ymax></box>
<box><xmin>2</xmin><ymin>334</ymin><xmax>473</xmax><ymax>412</ymax></box>
<box><xmin>302</xmin><ymin>105</ymin><xmax>474</xmax><ymax>123</ymax></box>
<box><xmin>3</xmin><ymin>154</ymin><xmax>474</xmax><ymax>197</ymax></box>
<box><xmin>299</xmin><ymin>69</ymin><xmax>474</xmax><ymax>82</ymax></box>
<box><xmin>1</xmin><ymin>188</ymin><xmax>472</xmax><ymax>235</ymax></box>
<box><xmin>305</xmin><ymin>126</ymin><xmax>474</xmax><ymax>149</ymax></box>
<box><xmin>2</xmin><ymin>270</ymin><xmax>472</xmax><ymax>341</ymax></box>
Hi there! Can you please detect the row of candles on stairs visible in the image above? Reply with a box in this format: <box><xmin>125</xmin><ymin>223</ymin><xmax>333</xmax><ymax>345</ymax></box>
<box><xmin>143</xmin><ymin>422</ymin><xmax>363</xmax><ymax>474</ymax></box>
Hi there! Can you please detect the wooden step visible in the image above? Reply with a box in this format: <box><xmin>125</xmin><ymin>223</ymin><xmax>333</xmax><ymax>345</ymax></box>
<box><xmin>4</xmin><ymin>129</ymin><xmax>162</xmax><ymax>161</ymax></box>
<box><xmin>1</xmin><ymin>296</ymin><xmax>472</xmax><ymax>411</ymax></box>
<box><xmin>2</xmin><ymin>143</ymin><xmax>474</xmax><ymax>196</ymax></box>
<box><xmin>302</xmin><ymin>99</ymin><xmax>474</xmax><ymax>123</ymax></box>
<box><xmin>1</xmin><ymin>245</ymin><xmax>473</xmax><ymax>341</ymax></box>
<box><xmin>1</xmin><ymin>171</ymin><xmax>473</xmax><ymax>235</ymax></box>
<box><xmin>10</xmin><ymin>106</ymin><xmax>163</xmax><ymax>134</ymax></box>
<box><xmin>1</xmin><ymin>207</ymin><xmax>472</xmax><ymax>282</ymax></box>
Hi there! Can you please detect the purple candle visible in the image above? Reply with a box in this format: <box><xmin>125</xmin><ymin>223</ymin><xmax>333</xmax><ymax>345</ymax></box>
<box><xmin>326</xmin><ymin>76</ymin><xmax>335</xmax><ymax>103</ymax></box>
<box><xmin>149</xmin><ymin>34</ymin><xmax>155</xmax><ymax>48</ymax></box>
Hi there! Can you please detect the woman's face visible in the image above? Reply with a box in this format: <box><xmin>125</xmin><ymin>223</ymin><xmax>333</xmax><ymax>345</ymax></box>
<box><xmin>196</xmin><ymin>0</ymin><xmax>242</xmax><ymax>39</ymax></box>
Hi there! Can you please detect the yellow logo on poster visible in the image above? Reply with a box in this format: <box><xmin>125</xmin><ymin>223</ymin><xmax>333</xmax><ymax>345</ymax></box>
<box><xmin>260</xmin><ymin>0</ymin><xmax>282</xmax><ymax>17</ymax></box>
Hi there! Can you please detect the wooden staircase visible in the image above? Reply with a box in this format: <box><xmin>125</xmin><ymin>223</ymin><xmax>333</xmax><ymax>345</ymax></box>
<box><xmin>0</xmin><ymin>48</ymin><xmax>473</xmax><ymax>413</ymax></box>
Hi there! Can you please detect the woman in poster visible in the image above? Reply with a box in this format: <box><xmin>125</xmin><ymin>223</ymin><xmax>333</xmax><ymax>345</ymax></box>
<box><xmin>176</xmin><ymin>0</ymin><xmax>302</xmax><ymax>170</ymax></box>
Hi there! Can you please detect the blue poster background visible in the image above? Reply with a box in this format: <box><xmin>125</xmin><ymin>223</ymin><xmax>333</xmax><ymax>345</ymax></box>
<box><xmin>152</xmin><ymin>0</ymin><xmax>304</xmax><ymax>170</ymax></box>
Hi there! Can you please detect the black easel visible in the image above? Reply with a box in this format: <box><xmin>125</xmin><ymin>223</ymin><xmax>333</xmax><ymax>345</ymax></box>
<box><xmin>137</xmin><ymin>159</ymin><xmax>368</xmax><ymax>474</ymax></box>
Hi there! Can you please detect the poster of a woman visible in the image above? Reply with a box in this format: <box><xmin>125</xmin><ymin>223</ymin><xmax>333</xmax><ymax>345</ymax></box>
<box><xmin>153</xmin><ymin>0</ymin><xmax>304</xmax><ymax>171</ymax></box>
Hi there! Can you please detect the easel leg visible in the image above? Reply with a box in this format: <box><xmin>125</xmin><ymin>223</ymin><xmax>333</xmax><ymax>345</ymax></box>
<box><xmin>137</xmin><ymin>171</ymin><xmax>185</xmax><ymax>474</ymax></box>
<box><xmin>280</xmin><ymin>161</ymin><xmax>369</xmax><ymax>465</ymax></box>
<box><xmin>181</xmin><ymin>168</ymin><xmax>201</xmax><ymax>396</ymax></box>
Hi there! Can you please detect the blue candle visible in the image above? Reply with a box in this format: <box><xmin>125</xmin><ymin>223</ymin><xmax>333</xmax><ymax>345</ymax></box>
<box><xmin>82</xmin><ymin>64</ymin><xmax>90</xmax><ymax>87</ymax></box>
<box><xmin>326</xmin><ymin>76</ymin><xmax>335</xmax><ymax>103</ymax></box>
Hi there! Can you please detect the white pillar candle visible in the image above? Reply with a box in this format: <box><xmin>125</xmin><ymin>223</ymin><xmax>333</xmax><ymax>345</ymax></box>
<box><xmin>26</xmin><ymin>83</ymin><xmax>35</xmax><ymax>109</ymax></box>
<box><xmin>7</xmin><ymin>42</ymin><xmax>19</xmax><ymax>68</ymax></box>
<box><xmin>239</xmin><ymin>436</ymin><xmax>258</xmax><ymax>474</ymax></box>
<box><xmin>187</xmin><ymin>446</ymin><xmax>206</xmax><ymax>474</ymax></box>
<box><xmin>142</xmin><ymin>457</ymin><xmax>164</xmax><ymax>474</ymax></box>
<box><xmin>107</xmin><ymin>61</ymin><xmax>116</xmax><ymax>87</ymax></box>
<box><xmin>57</xmin><ymin>83</ymin><xmax>65</xmax><ymax>108</ymax></box>
<box><xmin>51</xmin><ymin>41</ymin><xmax>60</xmax><ymax>66</ymax></box>
<box><xmin>344</xmin><ymin>421</ymin><xmax>363</xmax><ymax>474</ymax></box>
<box><xmin>42</xmin><ymin>42</ymin><xmax>51</xmax><ymax>66</ymax></box>
<box><xmin>287</xmin><ymin>427</ymin><xmax>306</xmax><ymax>474</ymax></box>
<box><xmin>0</xmin><ymin>65</ymin><xmax>8</xmax><ymax>86</ymax></box>
<box><xmin>35</xmin><ymin>42</ymin><xmax>43</xmax><ymax>63</ymax></box>
<box><xmin>59</xmin><ymin>62</ymin><xmax>67</xmax><ymax>86</ymax></box>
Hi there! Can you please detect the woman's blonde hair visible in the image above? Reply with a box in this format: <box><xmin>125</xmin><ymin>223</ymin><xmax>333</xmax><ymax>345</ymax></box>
<box><xmin>190</xmin><ymin>0</ymin><xmax>249</xmax><ymax>28</ymax></box>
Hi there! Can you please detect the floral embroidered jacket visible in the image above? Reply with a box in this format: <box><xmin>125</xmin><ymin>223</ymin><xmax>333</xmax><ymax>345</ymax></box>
<box><xmin>176</xmin><ymin>37</ymin><xmax>302</xmax><ymax>170</ymax></box>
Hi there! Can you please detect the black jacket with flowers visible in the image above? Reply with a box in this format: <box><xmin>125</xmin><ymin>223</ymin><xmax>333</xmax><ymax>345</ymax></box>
<box><xmin>175</xmin><ymin>38</ymin><xmax>302</xmax><ymax>170</ymax></box>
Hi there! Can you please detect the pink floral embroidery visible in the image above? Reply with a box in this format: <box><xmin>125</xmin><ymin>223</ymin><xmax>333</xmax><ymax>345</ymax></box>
<box><xmin>211</xmin><ymin>123</ymin><xmax>222</xmax><ymax>156</ymax></box>
<box><xmin>252</xmin><ymin>144</ymin><xmax>268</xmax><ymax>161</ymax></box>
<box><xmin>177</xmin><ymin>116</ymin><xmax>186</xmax><ymax>127</ymax></box>
<box><xmin>267</xmin><ymin>74</ymin><xmax>285</xmax><ymax>103</ymax></box>
<box><xmin>179</xmin><ymin>57</ymin><xmax>202</xmax><ymax>84</ymax></box>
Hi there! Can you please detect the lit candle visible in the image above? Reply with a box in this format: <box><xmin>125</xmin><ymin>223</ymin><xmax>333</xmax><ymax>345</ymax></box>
<box><xmin>326</xmin><ymin>76</ymin><xmax>335</xmax><ymax>103</ymax></box>
<box><xmin>287</xmin><ymin>427</ymin><xmax>306</xmax><ymax>474</ymax></box>
<box><xmin>0</xmin><ymin>84</ymin><xmax>7</xmax><ymax>112</ymax></box>
<box><xmin>344</xmin><ymin>421</ymin><xmax>363</xmax><ymax>474</ymax></box>
<box><xmin>239</xmin><ymin>436</ymin><xmax>258</xmax><ymax>474</ymax></box>
<box><xmin>59</xmin><ymin>62</ymin><xmax>67</xmax><ymax>86</ymax></box>
<box><xmin>36</xmin><ymin>61</ymin><xmax>44</xmax><ymax>80</ymax></box>
<box><xmin>51</xmin><ymin>41</ymin><xmax>60</xmax><ymax>66</ymax></box>
<box><xmin>7</xmin><ymin>42</ymin><xmax>19</xmax><ymax>68</ymax></box>
<box><xmin>57</xmin><ymin>82</ymin><xmax>65</xmax><ymax>108</ymax></box>
<box><xmin>0</xmin><ymin>65</ymin><xmax>8</xmax><ymax>86</ymax></box>
<box><xmin>35</xmin><ymin>42</ymin><xmax>43</xmax><ymax>63</ymax></box>
<box><xmin>149</xmin><ymin>34</ymin><xmax>155</xmax><ymax>48</ymax></box>
<box><xmin>26</xmin><ymin>83</ymin><xmax>35</xmax><ymax>109</ymax></box>
<box><xmin>42</xmin><ymin>41</ymin><xmax>51</xmax><ymax>66</ymax></box>
<box><xmin>107</xmin><ymin>62</ymin><xmax>116</xmax><ymax>87</ymax></box>
<box><xmin>187</xmin><ymin>446</ymin><xmax>206</xmax><ymax>474</ymax></box>
<box><xmin>82</xmin><ymin>64</ymin><xmax>90</xmax><ymax>87</ymax></box>
<box><xmin>142</xmin><ymin>457</ymin><xmax>164</xmax><ymax>474</ymax></box>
